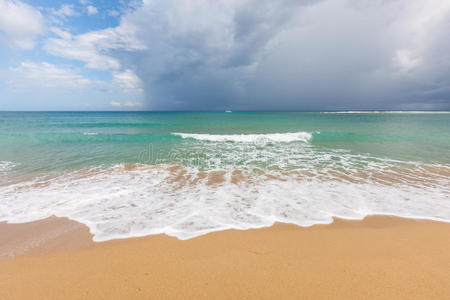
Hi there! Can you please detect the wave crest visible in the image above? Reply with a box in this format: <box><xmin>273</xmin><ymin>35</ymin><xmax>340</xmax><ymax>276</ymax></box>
<box><xmin>172</xmin><ymin>132</ymin><xmax>313</xmax><ymax>143</ymax></box>
<box><xmin>0</xmin><ymin>161</ymin><xmax>16</xmax><ymax>172</ymax></box>
<box><xmin>0</xmin><ymin>164</ymin><xmax>449</xmax><ymax>241</ymax></box>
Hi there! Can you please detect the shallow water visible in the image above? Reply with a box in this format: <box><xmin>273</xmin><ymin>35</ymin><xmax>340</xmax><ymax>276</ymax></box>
<box><xmin>0</xmin><ymin>111</ymin><xmax>449</xmax><ymax>240</ymax></box>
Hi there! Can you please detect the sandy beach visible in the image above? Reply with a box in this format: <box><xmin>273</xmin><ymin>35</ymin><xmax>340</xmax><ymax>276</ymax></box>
<box><xmin>1</xmin><ymin>216</ymin><xmax>449</xmax><ymax>299</ymax></box>
<box><xmin>2</xmin><ymin>0</ymin><xmax>450</xmax><ymax>298</ymax></box>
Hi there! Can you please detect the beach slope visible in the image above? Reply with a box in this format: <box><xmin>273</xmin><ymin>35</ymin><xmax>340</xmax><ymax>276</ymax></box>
<box><xmin>1</xmin><ymin>216</ymin><xmax>449</xmax><ymax>299</ymax></box>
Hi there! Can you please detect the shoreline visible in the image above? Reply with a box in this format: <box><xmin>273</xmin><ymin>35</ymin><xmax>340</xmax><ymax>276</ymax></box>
<box><xmin>1</xmin><ymin>215</ymin><xmax>450</xmax><ymax>299</ymax></box>
<box><xmin>2</xmin><ymin>214</ymin><xmax>450</xmax><ymax>258</ymax></box>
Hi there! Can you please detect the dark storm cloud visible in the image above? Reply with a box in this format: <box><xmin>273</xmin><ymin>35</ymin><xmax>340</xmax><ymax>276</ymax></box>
<box><xmin>118</xmin><ymin>0</ymin><xmax>331</xmax><ymax>110</ymax></box>
<box><xmin>47</xmin><ymin>0</ymin><xmax>450</xmax><ymax>110</ymax></box>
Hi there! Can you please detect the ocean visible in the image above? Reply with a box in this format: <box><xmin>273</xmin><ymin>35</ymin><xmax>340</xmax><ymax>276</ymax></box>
<box><xmin>0</xmin><ymin>111</ymin><xmax>449</xmax><ymax>241</ymax></box>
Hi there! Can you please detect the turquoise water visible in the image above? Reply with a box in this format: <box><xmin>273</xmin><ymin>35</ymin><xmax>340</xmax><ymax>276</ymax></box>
<box><xmin>0</xmin><ymin>111</ymin><xmax>449</xmax><ymax>241</ymax></box>
<box><xmin>1</xmin><ymin>111</ymin><xmax>449</xmax><ymax>173</ymax></box>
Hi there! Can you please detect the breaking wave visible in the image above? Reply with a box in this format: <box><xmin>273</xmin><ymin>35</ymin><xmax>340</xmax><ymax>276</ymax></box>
<box><xmin>172</xmin><ymin>132</ymin><xmax>313</xmax><ymax>143</ymax></box>
<box><xmin>0</xmin><ymin>163</ymin><xmax>448</xmax><ymax>242</ymax></box>
<box><xmin>0</xmin><ymin>161</ymin><xmax>16</xmax><ymax>173</ymax></box>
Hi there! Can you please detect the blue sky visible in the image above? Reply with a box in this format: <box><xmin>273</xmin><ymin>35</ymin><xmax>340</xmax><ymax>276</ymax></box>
<box><xmin>0</xmin><ymin>0</ymin><xmax>143</xmax><ymax>110</ymax></box>
<box><xmin>0</xmin><ymin>0</ymin><xmax>449</xmax><ymax>111</ymax></box>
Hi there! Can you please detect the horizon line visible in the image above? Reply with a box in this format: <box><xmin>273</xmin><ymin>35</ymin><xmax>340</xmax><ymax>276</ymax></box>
<box><xmin>1</xmin><ymin>110</ymin><xmax>450</xmax><ymax>113</ymax></box>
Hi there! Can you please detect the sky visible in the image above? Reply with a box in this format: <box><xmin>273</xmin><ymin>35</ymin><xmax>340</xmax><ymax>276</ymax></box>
<box><xmin>0</xmin><ymin>0</ymin><xmax>449</xmax><ymax>111</ymax></box>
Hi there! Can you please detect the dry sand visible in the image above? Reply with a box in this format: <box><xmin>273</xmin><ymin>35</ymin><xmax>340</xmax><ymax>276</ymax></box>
<box><xmin>1</xmin><ymin>216</ymin><xmax>449</xmax><ymax>299</ymax></box>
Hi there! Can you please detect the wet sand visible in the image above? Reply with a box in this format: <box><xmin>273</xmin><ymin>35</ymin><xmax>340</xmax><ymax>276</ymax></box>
<box><xmin>1</xmin><ymin>216</ymin><xmax>450</xmax><ymax>299</ymax></box>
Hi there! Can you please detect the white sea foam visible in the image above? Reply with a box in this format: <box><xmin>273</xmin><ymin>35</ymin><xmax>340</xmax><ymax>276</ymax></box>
<box><xmin>0</xmin><ymin>161</ymin><xmax>16</xmax><ymax>173</ymax></box>
<box><xmin>172</xmin><ymin>132</ymin><xmax>313</xmax><ymax>143</ymax></box>
<box><xmin>0</xmin><ymin>163</ymin><xmax>448</xmax><ymax>242</ymax></box>
<box><xmin>83</xmin><ymin>132</ymin><xmax>98</xmax><ymax>135</ymax></box>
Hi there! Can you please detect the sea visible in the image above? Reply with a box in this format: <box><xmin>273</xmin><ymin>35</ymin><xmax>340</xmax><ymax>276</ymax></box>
<box><xmin>0</xmin><ymin>111</ymin><xmax>449</xmax><ymax>241</ymax></box>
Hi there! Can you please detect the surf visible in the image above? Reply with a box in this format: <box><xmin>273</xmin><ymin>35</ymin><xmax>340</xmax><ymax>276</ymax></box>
<box><xmin>172</xmin><ymin>132</ymin><xmax>313</xmax><ymax>143</ymax></box>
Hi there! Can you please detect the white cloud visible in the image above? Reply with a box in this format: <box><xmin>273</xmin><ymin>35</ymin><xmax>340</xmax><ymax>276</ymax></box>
<box><xmin>46</xmin><ymin>4</ymin><xmax>79</xmax><ymax>25</ymax></box>
<box><xmin>110</xmin><ymin>100</ymin><xmax>142</xmax><ymax>107</ymax></box>
<box><xmin>50</xmin><ymin>27</ymin><xmax>72</xmax><ymax>39</ymax></box>
<box><xmin>0</xmin><ymin>0</ymin><xmax>45</xmax><ymax>49</ymax></box>
<box><xmin>2</xmin><ymin>61</ymin><xmax>145</xmax><ymax>110</ymax></box>
<box><xmin>107</xmin><ymin>10</ymin><xmax>120</xmax><ymax>17</ymax></box>
<box><xmin>51</xmin><ymin>4</ymin><xmax>78</xmax><ymax>18</ymax></box>
<box><xmin>44</xmin><ymin>23</ymin><xmax>146</xmax><ymax>70</ymax></box>
<box><xmin>53</xmin><ymin>4</ymin><xmax>79</xmax><ymax>17</ymax></box>
<box><xmin>86</xmin><ymin>5</ymin><xmax>98</xmax><ymax>16</ymax></box>
<box><xmin>113</xmin><ymin>69</ymin><xmax>142</xmax><ymax>91</ymax></box>
<box><xmin>7</xmin><ymin>61</ymin><xmax>144</xmax><ymax>97</ymax></box>
<box><xmin>8</xmin><ymin>61</ymin><xmax>107</xmax><ymax>90</ymax></box>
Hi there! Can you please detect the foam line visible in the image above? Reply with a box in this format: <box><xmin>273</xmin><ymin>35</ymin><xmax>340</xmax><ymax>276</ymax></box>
<box><xmin>172</xmin><ymin>132</ymin><xmax>313</xmax><ymax>143</ymax></box>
